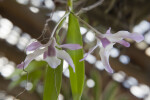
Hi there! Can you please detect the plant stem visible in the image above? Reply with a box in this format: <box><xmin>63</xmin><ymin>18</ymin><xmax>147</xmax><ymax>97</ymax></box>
<box><xmin>50</xmin><ymin>12</ymin><xmax>70</xmax><ymax>38</ymax></box>
<box><xmin>71</xmin><ymin>12</ymin><xmax>103</xmax><ymax>37</ymax></box>
<box><xmin>76</xmin><ymin>0</ymin><xmax>104</xmax><ymax>15</ymax></box>
<box><xmin>68</xmin><ymin>0</ymin><xmax>73</xmax><ymax>11</ymax></box>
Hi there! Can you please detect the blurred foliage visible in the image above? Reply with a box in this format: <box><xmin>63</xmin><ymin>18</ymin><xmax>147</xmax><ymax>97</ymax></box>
<box><xmin>8</xmin><ymin>61</ymin><xmax>134</xmax><ymax>100</ymax></box>
<box><xmin>43</xmin><ymin>63</ymin><xmax>63</xmax><ymax>100</ymax></box>
<box><xmin>8</xmin><ymin>60</ymin><xmax>134</xmax><ymax>100</ymax></box>
<box><xmin>8</xmin><ymin>61</ymin><xmax>47</xmax><ymax>92</ymax></box>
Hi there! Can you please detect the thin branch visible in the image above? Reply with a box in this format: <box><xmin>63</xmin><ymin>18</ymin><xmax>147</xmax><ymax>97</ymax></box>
<box><xmin>14</xmin><ymin>63</ymin><xmax>29</xmax><ymax>100</ymax></box>
<box><xmin>71</xmin><ymin>12</ymin><xmax>103</xmax><ymax>37</ymax></box>
<box><xmin>37</xmin><ymin>9</ymin><xmax>55</xmax><ymax>41</ymax></box>
<box><xmin>54</xmin><ymin>0</ymin><xmax>67</xmax><ymax>4</ymax></box>
<box><xmin>77</xmin><ymin>0</ymin><xmax>104</xmax><ymax>15</ymax></box>
<box><xmin>50</xmin><ymin>12</ymin><xmax>70</xmax><ymax>38</ymax></box>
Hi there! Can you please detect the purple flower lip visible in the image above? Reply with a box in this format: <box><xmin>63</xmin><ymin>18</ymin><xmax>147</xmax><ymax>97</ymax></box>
<box><xmin>98</xmin><ymin>37</ymin><xmax>111</xmax><ymax>48</ymax></box>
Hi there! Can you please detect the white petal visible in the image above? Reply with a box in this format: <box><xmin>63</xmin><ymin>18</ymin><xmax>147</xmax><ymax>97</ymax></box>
<box><xmin>56</xmin><ymin>49</ymin><xmax>75</xmax><ymax>72</ymax></box>
<box><xmin>100</xmin><ymin>43</ymin><xmax>114</xmax><ymax>73</ymax></box>
<box><xmin>26</xmin><ymin>41</ymin><xmax>42</xmax><ymax>51</ymax></box>
<box><xmin>107</xmin><ymin>31</ymin><xmax>144</xmax><ymax>43</ymax></box>
<box><xmin>23</xmin><ymin>48</ymin><xmax>47</xmax><ymax>68</ymax></box>
<box><xmin>45</xmin><ymin>56</ymin><xmax>61</xmax><ymax>68</ymax></box>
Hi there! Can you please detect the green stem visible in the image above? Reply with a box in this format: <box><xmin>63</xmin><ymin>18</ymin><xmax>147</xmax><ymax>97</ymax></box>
<box><xmin>71</xmin><ymin>12</ymin><xmax>103</xmax><ymax>37</ymax></box>
<box><xmin>68</xmin><ymin>0</ymin><xmax>73</xmax><ymax>11</ymax></box>
<box><xmin>50</xmin><ymin>12</ymin><xmax>70</xmax><ymax>38</ymax></box>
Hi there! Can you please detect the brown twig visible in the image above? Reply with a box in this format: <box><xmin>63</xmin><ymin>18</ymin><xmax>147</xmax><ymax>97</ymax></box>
<box><xmin>76</xmin><ymin>0</ymin><xmax>104</xmax><ymax>15</ymax></box>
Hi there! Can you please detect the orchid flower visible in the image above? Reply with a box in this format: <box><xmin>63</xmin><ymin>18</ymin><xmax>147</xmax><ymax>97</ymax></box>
<box><xmin>17</xmin><ymin>38</ymin><xmax>82</xmax><ymax>72</ymax></box>
<box><xmin>80</xmin><ymin>28</ymin><xmax>144</xmax><ymax>73</ymax></box>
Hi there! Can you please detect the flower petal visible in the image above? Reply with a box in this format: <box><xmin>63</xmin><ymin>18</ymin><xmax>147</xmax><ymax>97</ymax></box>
<box><xmin>59</xmin><ymin>44</ymin><xmax>82</xmax><ymax>50</ymax></box>
<box><xmin>17</xmin><ymin>62</ymin><xmax>24</xmax><ymax>69</ymax></box>
<box><xmin>48</xmin><ymin>46</ymin><xmax>56</xmax><ymax>56</ymax></box>
<box><xmin>47</xmin><ymin>37</ymin><xmax>57</xmax><ymax>57</ymax></box>
<box><xmin>45</xmin><ymin>56</ymin><xmax>61</xmax><ymax>68</ymax></box>
<box><xmin>26</xmin><ymin>41</ymin><xmax>42</xmax><ymax>51</ymax></box>
<box><xmin>80</xmin><ymin>44</ymin><xmax>98</xmax><ymax>62</ymax></box>
<box><xmin>100</xmin><ymin>43</ymin><xmax>114</xmax><ymax>73</ymax></box>
<box><xmin>106</xmin><ymin>27</ymin><xmax>111</xmax><ymax>34</ymax></box>
<box><xmin>43</xmin><ymin>50</ymin><xmax>48</xmax><ymax>59</ymax></box>
<box><xmin>111</xmin><ymin>31</ymin><xmax>144</xmax><ymax>43</ymax></box>
<box><xmin>56</xmin><ymin>49</ymin><xmax>75</xmax><ymax>72</ymax></box>
<box><xmin>117</xmin><ymin>40</ymin><xmax>130</xmax><ymax>47</ymax></box>
<box><xmin>127</xmin><ymin>33</ymin><xmax>144</xmax><ymax>43</ymax></box>
<box><xmin>100</xmin><ymin>38</ymin><xmax>111</xmax><ymax>48</ymax></box>
<box><xmin>17</xmin><ymin>48</ymin><xmax>46</xmax><ymax>69</ymax></box>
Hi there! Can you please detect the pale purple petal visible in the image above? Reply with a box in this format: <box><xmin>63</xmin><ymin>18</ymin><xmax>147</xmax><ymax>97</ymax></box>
<box><xmin>17</xmin><ymin>58</ymin><xmax>33</xmax><ymax>69</ymax></box>
<box><xmin>127</xmin><ymin>33</ymin><xmax>144</xmax><ymax>43</ymax></box>
<box><xmin>43</xmin><ymin>51</ymin><xmax>48</xmax><ymax>59</ymax></box>
<box><xmin>56</xmin><ymin>49</ymin><xmax>75</xmax><ymax>72</ymax></box>
<box><xmin>18</xmin><ymin>48</ymin><xmax>46</xmax><ymax>69</ymax></box>
<box><xmin>17</xmin><ymin>62</ymin><xmax>24</xmax><ymax>69</ymax></box>
<box><xmin>106</xmin><ymin>27</ymin><xmax>111</xmax><ymax>34</ymax></box>
<box><xmin>80</xmin><ymin>44</ymin><xmax>98</xmax><ymax>62</ymax></box>
<box><xmin>113</xmin><ymin>31</ymin><xmax>144</xmax><ymax>43</ymax></box>
<box><xmin>48</xmin><ymin>46</ymin><xmax>56</xmax><ymax>56</ymax></box>
<box><xmin>117</xmin><ymin>40</ymin><xmax>130</xmax><ymax>47</ymax></box>
<box><xmin>100</xmin><ymin>43</ymin><xmax>114</xmax><ymax>73</ymax></box>
<box><xmin>45</xmin><ymin>56</ymin><xmax>61</xmax><ymax>68</ymax></box>
<box><xmin>59</xmin><ymin>44</ymin><xmax>82</xmax><ymax>50</ymax></box>
<box><xmin>100</xmin><ymin>38</ymin><xmax>111</xmax><ymax>48</ymax></box>
<box><xmin>47</xmin><ymin>38</ymin><xmax>57</xmax><ymax>57</ymax></box>
<box><xmin>26</xmin><ymin>41</ymin><xmax>41</xmax><ymax>51</ymax></box>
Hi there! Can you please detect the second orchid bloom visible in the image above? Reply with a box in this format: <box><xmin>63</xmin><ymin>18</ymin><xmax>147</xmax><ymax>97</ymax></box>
<box><xmin>80</xmin><ymin>28</ymin><xmax>144</xmax><ymax>73</ymax></box>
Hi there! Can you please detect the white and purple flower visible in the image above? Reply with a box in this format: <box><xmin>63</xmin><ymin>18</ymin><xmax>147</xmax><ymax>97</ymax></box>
<box><xmin>80</xmin><ymin>28</ymin><xmax>144</xmax><ymax>73</ymax></box>
<box><xmin>17</xmin><ymin>38</ymin><xmax>82</xmax><ymax>72</ymax></box>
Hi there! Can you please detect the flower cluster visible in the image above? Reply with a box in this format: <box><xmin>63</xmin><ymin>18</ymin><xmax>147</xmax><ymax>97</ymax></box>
<box><xmin>17</xmin><ymin>38</ymin><xmax>82</xmax><ymax>72</ymax></box>
<box><xmin>80</xmin><ymin>28</ymin><xmax>144</xmax><ymax>73</ymax></box>
<box><xmin>17</xmin><ymin>28</ymin><xmax>144</xmax><ymax>74</ymax></box>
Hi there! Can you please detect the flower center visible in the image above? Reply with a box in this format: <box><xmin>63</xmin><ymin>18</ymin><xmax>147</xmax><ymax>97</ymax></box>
<box><xmin>48</xmin><ymin>38</ymin><xmax>56</xmax><ymax>57</ymax></box>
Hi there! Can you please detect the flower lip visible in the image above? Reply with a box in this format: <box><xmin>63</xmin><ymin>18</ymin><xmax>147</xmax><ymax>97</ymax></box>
<box><xmin>99</xmin><ymin>37</ymin><xmax>111</xmax><ymax>48</ymax></box>
<box><xmin>48</xmin><ymin>46</ymin><xmax>56</xmax><ymax>57</ymax></box>
<box><xmin>47</xmin><ymin>37</ymin><xmax>57</xmax><ymax>57</ymax></box>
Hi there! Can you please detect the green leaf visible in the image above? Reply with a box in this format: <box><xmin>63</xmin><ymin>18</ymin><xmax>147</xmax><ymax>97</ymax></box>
<box><xmin>8</xmin><ymin>69</ymin><xmax>42</xmax><ymax>90</ymax></box>
<box><xmin>9</xmin><ymin>61</ymin><xmax>46</xmax><ymax>79</ymax></box>
<box><xmin>103</xmin><ymin>81</ymin><xmax>119</xmax><ymax>100</ymax></box>
<box><xmin>43</xmin><ymin>63</ymin><xmax>63</xmax><ymax>100</ymax></box>
<box><xmin>66</xmin><ymin>13</ymin><xmax>85</xmax><ymax>100</ymax></box>
<box><xmin>8</xmin><ymin>61</ymin><xmax>45</xmax><ymax>90</ymax></box>
<box><xmin>91</xmin><ymin>70</ymin><xmax>102</xmax><ymax>100</ymax></box>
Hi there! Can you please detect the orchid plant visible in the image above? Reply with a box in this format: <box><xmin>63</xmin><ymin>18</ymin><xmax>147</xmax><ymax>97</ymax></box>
<box><xmin>15</xmin><ymin>0</ymin><xmax>144</xmax><ymax>100</ymax></box>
